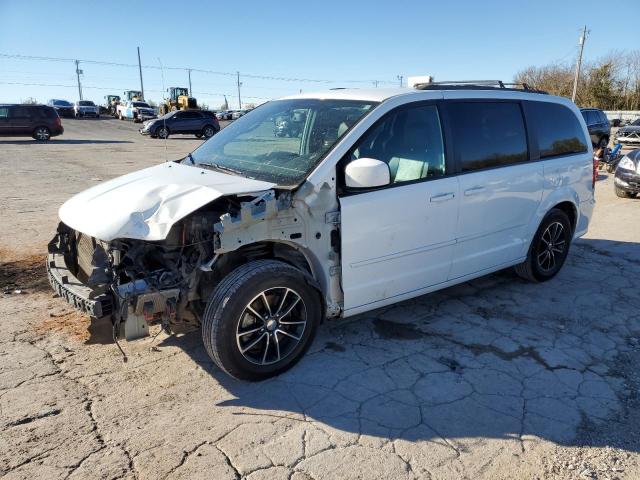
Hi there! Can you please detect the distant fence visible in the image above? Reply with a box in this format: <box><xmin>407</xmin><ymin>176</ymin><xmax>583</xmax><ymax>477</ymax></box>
<box><xmin>604</xmin><ymin>111</ymin><xmax>640</xmax><ymax>122</ymax></box>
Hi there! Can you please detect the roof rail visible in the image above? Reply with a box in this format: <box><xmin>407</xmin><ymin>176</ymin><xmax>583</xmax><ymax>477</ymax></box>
<box><xmin>413</xmin><ymin>80</ymin><xmax>547</xmax><ymax>94</ymax></box>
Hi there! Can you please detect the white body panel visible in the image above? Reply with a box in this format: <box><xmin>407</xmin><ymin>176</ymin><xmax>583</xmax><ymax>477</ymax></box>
<box><xmin>58</xmin><ymin>162</ymin><xmax>275</xmax><ymax>241</ymax></box>
<box><xmin>340</xmin><ymin>177</ymin><xmax>459</xmax><ymax>311</ymax></box>
<box><xmin>450</xmin><ymin>162</ymin><xmax>543</xmax><ymax>279</ymax></box>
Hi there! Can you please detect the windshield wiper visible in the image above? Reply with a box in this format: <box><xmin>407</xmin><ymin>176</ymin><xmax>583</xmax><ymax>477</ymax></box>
<box><xmin>198</xmin><ymin>162</ymin><xmax>246</xmax><ymax>177</ymax></box>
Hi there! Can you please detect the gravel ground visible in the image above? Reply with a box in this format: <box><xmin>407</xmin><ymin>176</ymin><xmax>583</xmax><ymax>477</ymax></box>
<box><xmin>1</xmin><ymin>118</ymin><xmax>639</xmax><ymax>479</ymax></box>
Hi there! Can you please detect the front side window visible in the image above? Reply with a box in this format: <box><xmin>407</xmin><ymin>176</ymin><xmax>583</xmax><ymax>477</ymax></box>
<box><xmin>448</xmin><ymin>102</ymin><xmax>528</xmax><ymax>172</ymax></box>
<box><xmin>190</xmin><ymin>99</ymin><xmax>376</xmax><ymax>185</ymax></box>
<box><xmin>528</xmin><ymin>102</ymin><xmax>588</xmax><ymax>158</ymax></box>
<box><xmin>346</xmin><ymin>104</ymin><xmax>446</xmax><ymax>184</ymax></box>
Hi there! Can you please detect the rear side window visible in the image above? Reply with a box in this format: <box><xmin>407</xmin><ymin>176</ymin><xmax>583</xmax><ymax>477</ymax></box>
<box><xmin>447</xmin><ymin>102</ymin><xmax>528</xmax><ymax>172</ymax></box>
<box><xmin>0</xmin><ymin>107</ymin><xmax>8</xmax><ymax>118</ymax></box>
<box><xmin>528</xmin><ymin>102</ymin><xmax>588</xmax><ymax>159</ymax></box>
<box><xmin>10</xmin><ymin>107</ymin><xmax>31</xmax><ymax>119</ymax></box>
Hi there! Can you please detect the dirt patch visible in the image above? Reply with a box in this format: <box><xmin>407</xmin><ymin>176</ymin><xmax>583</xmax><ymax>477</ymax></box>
<box><xmin>0</xmin><ymin>247</ymin><xmax>48</xmax><ymax>293</ymax></box>
<box><xmin>36</xmin><ymin>309</ymin><xmax>91</xmax><ymax>342</ymax></box>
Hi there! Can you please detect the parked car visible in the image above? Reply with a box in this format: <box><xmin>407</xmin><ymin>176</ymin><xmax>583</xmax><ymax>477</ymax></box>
<box><xmin>231</xmin><ymin>109</ymin><xmax>248</xmax><ymax>120</ymax></box>
<box><xmin>0</xmin><ymin>104</ymin><xmax>63</xmax><ymax>140</ymax></box>
<box><xmin>74</xmin><ymin>100</ymin><xmax>100</xmax><ymax>118</ymax></box>
<box><xmin>117</xmin><ymin>100</ymin><xmax>156</xmax><ymax>123</ymax></box>
<box><xmin>216</xmin><ymin>110</ymin><xmax>233</xmax><ymax>120</ymax></box>
<box><xmin>580</xmin><ymin>108</ymin><xmax>610</xmax><ymax>148</ymax></box>
<box><xmin>47</xmin><ymin>84</ymin><xmax>594</xmax><ymax>380</ymax></box>
<box><xmin>614</xmin><ymin>149</ymin><xmax>640</xmax><ymax>198</ymax></box>
<box><xmin>615</xmin><ymin>118</ymin><xmax>640</xmax><ymax>146</ymax></box>
<box><xmin>48</xmin><ymin>99</ymin><xmax>75</xmax><ymax>118</ymax></box>
<box><xmin>139</xmin><ymin>109</ymin><xmax>219</xmax><ymax>139</ymax></box>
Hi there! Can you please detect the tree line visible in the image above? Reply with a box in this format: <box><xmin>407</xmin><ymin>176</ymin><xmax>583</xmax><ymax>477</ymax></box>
<box><xmin>515</xmin><ymin>50</ymin><xmax>640</xmax><ymax>111</ymax></box>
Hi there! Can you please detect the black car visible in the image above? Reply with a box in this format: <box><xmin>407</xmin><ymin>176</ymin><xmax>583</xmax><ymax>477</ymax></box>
<box><xmin>140</xmin><ymin>110</ymin><xmax>220</xmax><ymax>139</ymax></box>
<box><xmin>48</xmin><ymin>99</ymin><xmax>75</xmax><ymax>117</ymax></box>
<box><xmin>614</xmin><ymin>148</ymin><xmax>640</xmax><ymax>198</ymax></box>
<box><xmin>0</xmin><ymin>104</ymin><xmax>64</xmax><ymax>141</ymax></box>
<box><xmin>580</xmin><ymin>108</ymin><xmax>611</xmax><ymax>148</ymax></box>
<box><xmin>615</xmin><ymin>117</ymin><xmax>640</xmax><ymax>146</ymax></box>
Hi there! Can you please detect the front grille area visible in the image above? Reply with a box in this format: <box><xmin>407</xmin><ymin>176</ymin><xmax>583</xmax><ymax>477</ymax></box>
<box><xmin>76</xmin><ymin>232</ymin><xmax>96</xmax><ymax>282</ymax></box>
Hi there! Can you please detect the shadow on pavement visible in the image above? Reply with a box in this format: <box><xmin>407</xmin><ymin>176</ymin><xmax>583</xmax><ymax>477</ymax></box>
<box><xmin>0</xmin><ymin>139</ymin><xmax>133</xmax><ymax>145</ymax></box>
<box><xmin>155</xmin><ymin>238</ymin><xmax>640</xmax><ymax>450</ymax></box>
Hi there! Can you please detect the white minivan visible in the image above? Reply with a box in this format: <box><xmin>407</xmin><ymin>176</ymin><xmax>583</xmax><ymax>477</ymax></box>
<box><xmin>48</xmin><ymin>82</ymin><xmax>595</xmax><ymax>380</ymax></box>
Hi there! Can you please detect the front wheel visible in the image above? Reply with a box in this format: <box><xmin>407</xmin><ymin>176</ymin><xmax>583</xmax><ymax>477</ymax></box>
<box><xmin>156</xmin><ymin>126</ymin><xmax>169</xmax><ymax>139</ymax></box>
<box><xmin>202</xmin><ymin>260</ymin><xmax>321</xmax><ymax>381</ymax></box>
<box><xmin>514</xmin><ymin>208</ymin><xmax>572</xmax><ymax>282</ymax></box>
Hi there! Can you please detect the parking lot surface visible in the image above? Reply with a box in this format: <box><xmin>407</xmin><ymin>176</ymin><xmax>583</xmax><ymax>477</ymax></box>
<box><xmin>1</xmin><ymin>119</ymin><xmax>639</xmax><ymax>479</ymax></box>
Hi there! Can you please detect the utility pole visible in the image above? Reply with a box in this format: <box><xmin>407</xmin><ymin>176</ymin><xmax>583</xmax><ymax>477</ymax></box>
<box><xmin>236</xmin><ymin>71</ymin><xmax>242</xmax><ymax>109</ymax></box>
<box><xmin>397</xmin><ymin>75</ymin><xmax>403</xmax><ymax>87</ymax></box>
<box><xmin>571</xmin><ymin>26</ymin><xmax>587</xmax><ymax>103</ymax></box>
<box><xmin>75</xmin><ymin>60</ymin><xmax>83</xmax><ymax>100</ymax></box>
<box><xmin>373</xmin><ymin>80</ymin><xmax>379</xmax><ymax>88</ymax></box>
<box><xmin>137</xmin><ymin>47</ymin><xmax>145</xmax><ymax>100</ymax></box>
<box><xmin>188</xmin><ymin>69</ymin><xmax>192</xmax><ymax>96</ymax></box>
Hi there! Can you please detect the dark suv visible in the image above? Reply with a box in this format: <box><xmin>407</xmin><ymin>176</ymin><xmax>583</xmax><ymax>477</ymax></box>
<box><xmin>580</xmin><ymin>108</ymin><xmax>610</xmax><ymax>148</ymax></box>
<box><xmin>47</xmin><ymin>99</ymin><xmax>75</xmax><ymax>117</ymax></box>
<box><xmin>0</xmin><ymin>104</ymin><xmax>64</xmax><ymax>141</ymax></box>
<box><xmin>140</xmin><ymin>110</ymin><xmax>220</xmax><ymax>139</ymax></box>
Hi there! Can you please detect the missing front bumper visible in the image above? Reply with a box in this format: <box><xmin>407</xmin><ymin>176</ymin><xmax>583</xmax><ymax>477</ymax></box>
<box><xmin>46</xmin><ymin>249</ymin><xmax>113</xmax><ymax>319</ymax></box>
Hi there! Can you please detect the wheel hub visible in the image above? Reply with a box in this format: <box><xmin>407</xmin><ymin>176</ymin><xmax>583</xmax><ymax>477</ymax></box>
<box><xmin>266</xmin><ymin>318</ymin><xmax>277</xmax><ymax>331</ymax></box>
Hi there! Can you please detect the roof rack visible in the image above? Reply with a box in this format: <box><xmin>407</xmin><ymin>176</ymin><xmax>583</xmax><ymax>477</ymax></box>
<box><xmin>413</xmin><ymin>80</ymin><xmax>547</xmax><ymax>94</ymax></box>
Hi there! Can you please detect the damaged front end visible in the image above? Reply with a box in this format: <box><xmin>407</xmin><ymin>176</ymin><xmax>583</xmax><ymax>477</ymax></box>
<box><xmin>47</xmin><ymin>204</ymin><xmax>222</xmax><ymax>342</ymax></box>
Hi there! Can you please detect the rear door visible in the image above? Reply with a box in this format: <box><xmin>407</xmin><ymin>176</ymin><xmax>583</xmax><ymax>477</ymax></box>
<box><xmin>340</xmin><ymin>102</ymin><xmax>460</xmax><ymax>313</ymax></box>
<box><xmin>8</xmin><ymin>106</ymin><xmax>33</xmax><ymax>134</ymax></box>
<box><xmin>442</xmin><ymin>99</ymin><xmax>543</xmax><ymax>279</ymax></box>
<box><xmin>0</xmin><ymin>107</ymin><xmax>9</xmax><ymax>135</ymax></box>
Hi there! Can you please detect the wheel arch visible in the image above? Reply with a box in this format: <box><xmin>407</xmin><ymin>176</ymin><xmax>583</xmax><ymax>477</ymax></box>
<box><xmin>201</xmin><ymin>240</ymin><xmax>325</xmax><ymax>313</ymax></box>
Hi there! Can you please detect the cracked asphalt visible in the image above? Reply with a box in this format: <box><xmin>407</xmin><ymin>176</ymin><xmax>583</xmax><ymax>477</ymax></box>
<box><xmin>1</xmin><ymin>119</ymin><xmax>640</xmax><ymax>479</ymax></box>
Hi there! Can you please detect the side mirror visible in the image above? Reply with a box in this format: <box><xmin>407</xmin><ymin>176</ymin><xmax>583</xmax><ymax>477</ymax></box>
<box><xmin>344</xmin><ymin>158</ymin><xmax>390</xmax><ymax>188</ymax></box>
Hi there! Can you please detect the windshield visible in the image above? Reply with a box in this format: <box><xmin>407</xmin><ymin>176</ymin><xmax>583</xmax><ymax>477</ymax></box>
<box><xmin>189</xmin><ymin>98</ymin><xmax>377</xmax><ymax>185</ymax></box>
<box><xmin>78</xmin><ymin>101</ymin><xmax>94</xmax><ymax>106</ymax></box>
<box><xmin>133</xmin><ymin>102</ymin><xmax>150</xmax><ymax>108</ymax></box>
<box><xmin>54</xmin><ymin>100</ymin><xmax>71</xmax><ymax>106</ymax></box>
<box><xmin>631</xmin><ymin>118</ymin><xmax>640</xmax><ymax>126</ymax></box>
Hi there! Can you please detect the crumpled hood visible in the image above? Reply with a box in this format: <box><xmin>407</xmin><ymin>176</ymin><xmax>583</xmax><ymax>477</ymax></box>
<box><xmin>59</xmin><ymin>162</ymin><xmax>275</xmax><ymax>241</ymax></box>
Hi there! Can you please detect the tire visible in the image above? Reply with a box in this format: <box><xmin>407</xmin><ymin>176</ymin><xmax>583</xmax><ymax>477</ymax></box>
<box><xmin>195</xmin><ymin>133</ymin><xmax>203</xmax><ymax>138</ymax></box>
<box><xmin>156</xmin><ymin>126</ymin><xmax>169</xmax><ymax>139</ymax></box>
<box><xmin>514</xmin><ymin>208</ymin><xmax>572</xmax><ymax>282</ymax></box>
<box><xmin>202</xmin><ymin>125</ymin><xmax>216</xmax><ymax>138</ymax></box>
<box><xmin>615</xmin><ymin>186</ymin><xmax>636</xmax><ymax>198</ymax></box>
<box><xmin>202</xmin><ymin>259</ymin><xmax>321</xmax><ymax>381</ymax></box>
<box><xmin>607</xmin><ymin>164</ymin><xmax>615</xmax><ymax>174</ymax></box>
<box><xmin>32</xmin><ymin>126</ymin><xmax>51</xmax><ymax>141</ymax></box>
<box><xmin>599</xmin><ymin>137</ymin><xmax>609</xmax><ymax>149</ymax></box>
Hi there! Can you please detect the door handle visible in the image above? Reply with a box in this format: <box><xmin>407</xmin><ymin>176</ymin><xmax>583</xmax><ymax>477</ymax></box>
<box><xmin>464</xmin><ymin>186</ymin><xmax>486</xmax><ymax>196</ymax></box>
<box><xmin>430</xmin><ymin>192</ymin><xmax>455</xmax><ymax>203</ymax></box>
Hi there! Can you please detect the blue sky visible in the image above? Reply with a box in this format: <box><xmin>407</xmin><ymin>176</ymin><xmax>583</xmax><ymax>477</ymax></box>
<box><xmin>0</xmin><ymin>0</ymin><xmax>632</xmax><ymax>108</ymax></box>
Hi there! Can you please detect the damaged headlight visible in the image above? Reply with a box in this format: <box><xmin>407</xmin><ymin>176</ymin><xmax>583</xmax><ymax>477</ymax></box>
<box><xmin>618</xmin><ymin>156</ymin><xmax>635</xmax><ymax>171</ymax></box>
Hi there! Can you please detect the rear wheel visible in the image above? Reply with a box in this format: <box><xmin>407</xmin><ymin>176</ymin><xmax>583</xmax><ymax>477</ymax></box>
<box><xmin>202</xmin><ymin>259</ymin><xmax>321</xmax><ymax>380</ymax></box>
<box><xmin>514</xmin><ymin>208</ymin><xmax>572</xmax><ymax>282</ymax></box>
<box><xmin>615</xmin><ymin>186</ymin><xmax>636</xmax><ymax>198</ymax></box>
<box><xmin>32</xmin><ymin>126</ymin><xmax>51</xmax><ymax>141</ymax></box>
<box><xmin>202</xmin><ymin>125</ymin><xmax>216</xmax><ymax>138</ymax></box>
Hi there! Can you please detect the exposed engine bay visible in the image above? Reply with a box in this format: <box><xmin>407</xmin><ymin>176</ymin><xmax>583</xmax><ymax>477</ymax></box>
<box><xmin>47</xmin><ymin>187</ymin><xmax>340</xmax><ymax>354</ymax></box>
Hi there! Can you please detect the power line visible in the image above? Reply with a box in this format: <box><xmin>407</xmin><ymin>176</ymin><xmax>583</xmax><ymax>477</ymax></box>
<box><xmin>0</xmin><ymin>52</ymin><xmax>397</xmax><ymax>85</ymax></box>
<box><xmin>0</xmin><ymin>80</ymin><xmax>273</xmax><ymax>100</ymax></box>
